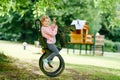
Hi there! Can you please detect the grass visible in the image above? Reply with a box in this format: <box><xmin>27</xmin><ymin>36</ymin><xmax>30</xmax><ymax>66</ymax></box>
<box><xmin>0</xmin><ymin>40</ymin><xmax>120</xmax><ymax>80</ymax></box>
<box><xmin>0</xmin><ymin>52</ymin><xmax>41</xmax><ymax>80</ymax></box>
<box><xmin>0</xmin><ymin>52</ymin><xmax>120</xmax><ymax>80</ymax></box>
<box><xmin>65</xmin><ymin>63</ymin><xmax>120</xmax><ymax>80</ymax></box>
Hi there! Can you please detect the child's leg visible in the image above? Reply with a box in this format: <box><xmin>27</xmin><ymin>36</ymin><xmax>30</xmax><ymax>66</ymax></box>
<box><xmin>46</xmin><ymin>44</ymin><xmax>59</xmax><ymax>61</ymax></box>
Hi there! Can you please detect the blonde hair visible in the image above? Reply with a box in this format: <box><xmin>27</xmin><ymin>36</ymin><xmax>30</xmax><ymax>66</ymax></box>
<box><xmin>40</xmin><ymin>15</ymin><xmax>50</xmax><ymax>26</ymax></box>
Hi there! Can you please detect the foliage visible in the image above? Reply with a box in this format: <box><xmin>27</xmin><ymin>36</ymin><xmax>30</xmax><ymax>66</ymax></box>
<box><xmin>0</xmin><ymin>2</ymin><xmax>37</xmax><ymax>43</ymax></box>
<box><xmin>0</xmin><ymin>0</ymin><xmax>120</xmax><ymax>43</ymax></box>
<box><xmin>94</xmin><ymin>0</ymin><xmax>120</xmax><ymax>29</ymax></box>
<box><xmin>44</xmin><ymin>0</ymin><xmax>102</xmax><ymax>34</ymax></box>
<box><xmin>104</xmin><ymin>39</ymin><xmax>120</xmax><ymax>52</ymax></box>
<box><xmin>104</xmin><ymin>39</ymin><xmax>114</xmax><ymax>52</ymax></box>
<box><xmin>112</xmin><ymin>28</ymin><xmax>120</xmax><ymax>42</ymax></box>
<box><xmin>0</xmin><ymin>0</ymin><xmax>101</xmax><ymax>43</ymax></box>
<box><xmin>95</xmin><ymin>0</ymin><xmax>120</xmax><ymax>41</ymax></box>
<box><xmin>112</xmin><ymin>42</ymin><xmax>120</xmax><ymax>52</ymax></box>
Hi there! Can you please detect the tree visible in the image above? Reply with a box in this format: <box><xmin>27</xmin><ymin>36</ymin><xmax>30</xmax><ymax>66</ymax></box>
<box><xmin>1</xmin><ymin>0</ymin><xmax>120</xmax><ymax>42</ymax></box>
<box><xmin>0</xmin><ymin>0</ymin><xmax>62</xmax><ymax>43</ymax></box>
<box><xmin>94</xmin><ymin>0</ymin><xmax>120</xmax><ymax>41</ymax></box>
<box><xmin>94</xmin><ymin>0</ymin><xmax>120</xmax><ymax>29</ymax></box>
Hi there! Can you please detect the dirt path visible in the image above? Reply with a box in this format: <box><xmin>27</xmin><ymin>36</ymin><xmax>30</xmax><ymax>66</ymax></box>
<box><xmin>0</xmin><ymin>40</ymin><xmax>120</xmax><ymax>71</ymax></box>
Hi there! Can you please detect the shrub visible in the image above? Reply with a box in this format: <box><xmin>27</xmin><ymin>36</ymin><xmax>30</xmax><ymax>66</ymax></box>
<box><xmin>104</xmin><ymin>39</ymin><xmax>114</xmax><ymax>52</ymax></box>
<box><xmin>113</xmin><ymin>42</ymin><xmax>120</xmax><ymax>52</ymax></box>
<box><xmin>112</xmin><ymin>28</ymin><xmax>120</xmax><ymax>42</ymax></box>
<box><xmin>104</xmin><ymin>39</ymin><xmax>120</xmax><ymax>52</ymax></box>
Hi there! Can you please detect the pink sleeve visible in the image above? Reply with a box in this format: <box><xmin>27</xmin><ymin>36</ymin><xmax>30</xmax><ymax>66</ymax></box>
<box><xmin>41</xmin><ymin>26</ymin><xmax>57</xmax><ymax>38</ymax></box>
<box><xmin>41</xmin><ymin>28</ymin><xmax>51</xmax><ymax>40</ymax></box>
<box><xmin>51</xmin><ymin>25</ymin><xmax>58</xmax><ymax>35</ymax></box>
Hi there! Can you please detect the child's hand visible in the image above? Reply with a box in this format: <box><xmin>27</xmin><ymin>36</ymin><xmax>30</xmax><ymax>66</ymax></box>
<box><xmin>52</xmin><ymin>18</ymin><xmax>56</xmax><ymax>24</ymax></box>
<box><xmin>52</xmin><ymin>18</ymin><xmax>57</xmax><ymax>28</ymax></box>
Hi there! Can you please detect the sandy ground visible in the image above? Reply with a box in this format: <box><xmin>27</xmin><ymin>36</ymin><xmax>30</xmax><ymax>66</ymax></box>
<box><xmin>0</xmin><ymin>40</ymin><xmax>120</xmax><ymax>70</ymax></box>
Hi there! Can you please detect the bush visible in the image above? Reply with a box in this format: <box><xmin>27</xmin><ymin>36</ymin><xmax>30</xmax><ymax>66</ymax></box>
<box><xmin>113</xmin><ymin>42</ymin><xmax>120</xmax><ymax>52</ymax></box>
<box><xmin>112</xmin><ymin>28</ymin><xmax>120</xmax><ymax>42</ymax></box>
<box><xmin>104</xmin><ymin>39</ymin><xmax>114</xmax><ymax>52</ymax></box>
<box><xmin>104</xmin><ymin>39</ymin><xmax>120</xmax><ymax>52</ymax></box>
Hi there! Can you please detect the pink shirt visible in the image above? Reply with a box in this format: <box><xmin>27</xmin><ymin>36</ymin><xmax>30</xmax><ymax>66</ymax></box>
<box><xmin>41</xmin><ymin>25</ymin><xmax>57</xmax><ymax>44</ymax></box>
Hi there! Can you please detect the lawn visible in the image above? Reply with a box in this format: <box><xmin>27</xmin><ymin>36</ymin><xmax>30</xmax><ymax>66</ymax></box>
<box><xmin>0</xmin><ymin>52</ymin><xmax>120</xmax><ymax>80</ymax></box>
<box><xmin>0</xmin><ymin>40</ymin><xmax>120</xmax><ymax>80</ymax></box>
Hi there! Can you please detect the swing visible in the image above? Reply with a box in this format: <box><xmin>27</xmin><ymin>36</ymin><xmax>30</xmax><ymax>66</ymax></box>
<box><xmin>35</xmin><ymin>18</ymin><xmax>65</xmax><ymax>77</ymax></box>
<box><xmin>34</xmin><ymin>1</ymin><xmax>75</xmax><ymax>77</ymax></box>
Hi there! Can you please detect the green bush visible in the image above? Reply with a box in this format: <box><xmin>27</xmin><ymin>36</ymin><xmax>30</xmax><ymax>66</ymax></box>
<box><xmin>113</xmin><ymin>42</ymin><xmax>120</xmax><ymax>52</ymax></box>
<box><xmin>104</xmin><ymin>39</ymin><xmax>120</xmax><ymax>52</ymax></box>
<box><xmin>112</xmin><ymin>28</ymin><xmax>120</xmax><ymax>42</ymax></box>
<box><xmin>104</xmin><ymin>39</ymin><xmax>114</xmax><ymax>52</ymax></box>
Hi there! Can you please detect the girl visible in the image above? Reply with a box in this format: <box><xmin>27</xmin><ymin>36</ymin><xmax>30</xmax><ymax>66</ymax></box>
<box><xmin>40</xmin><ymin>15</ymin><xmax>59</xmax><ymax>68</ymax></box>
